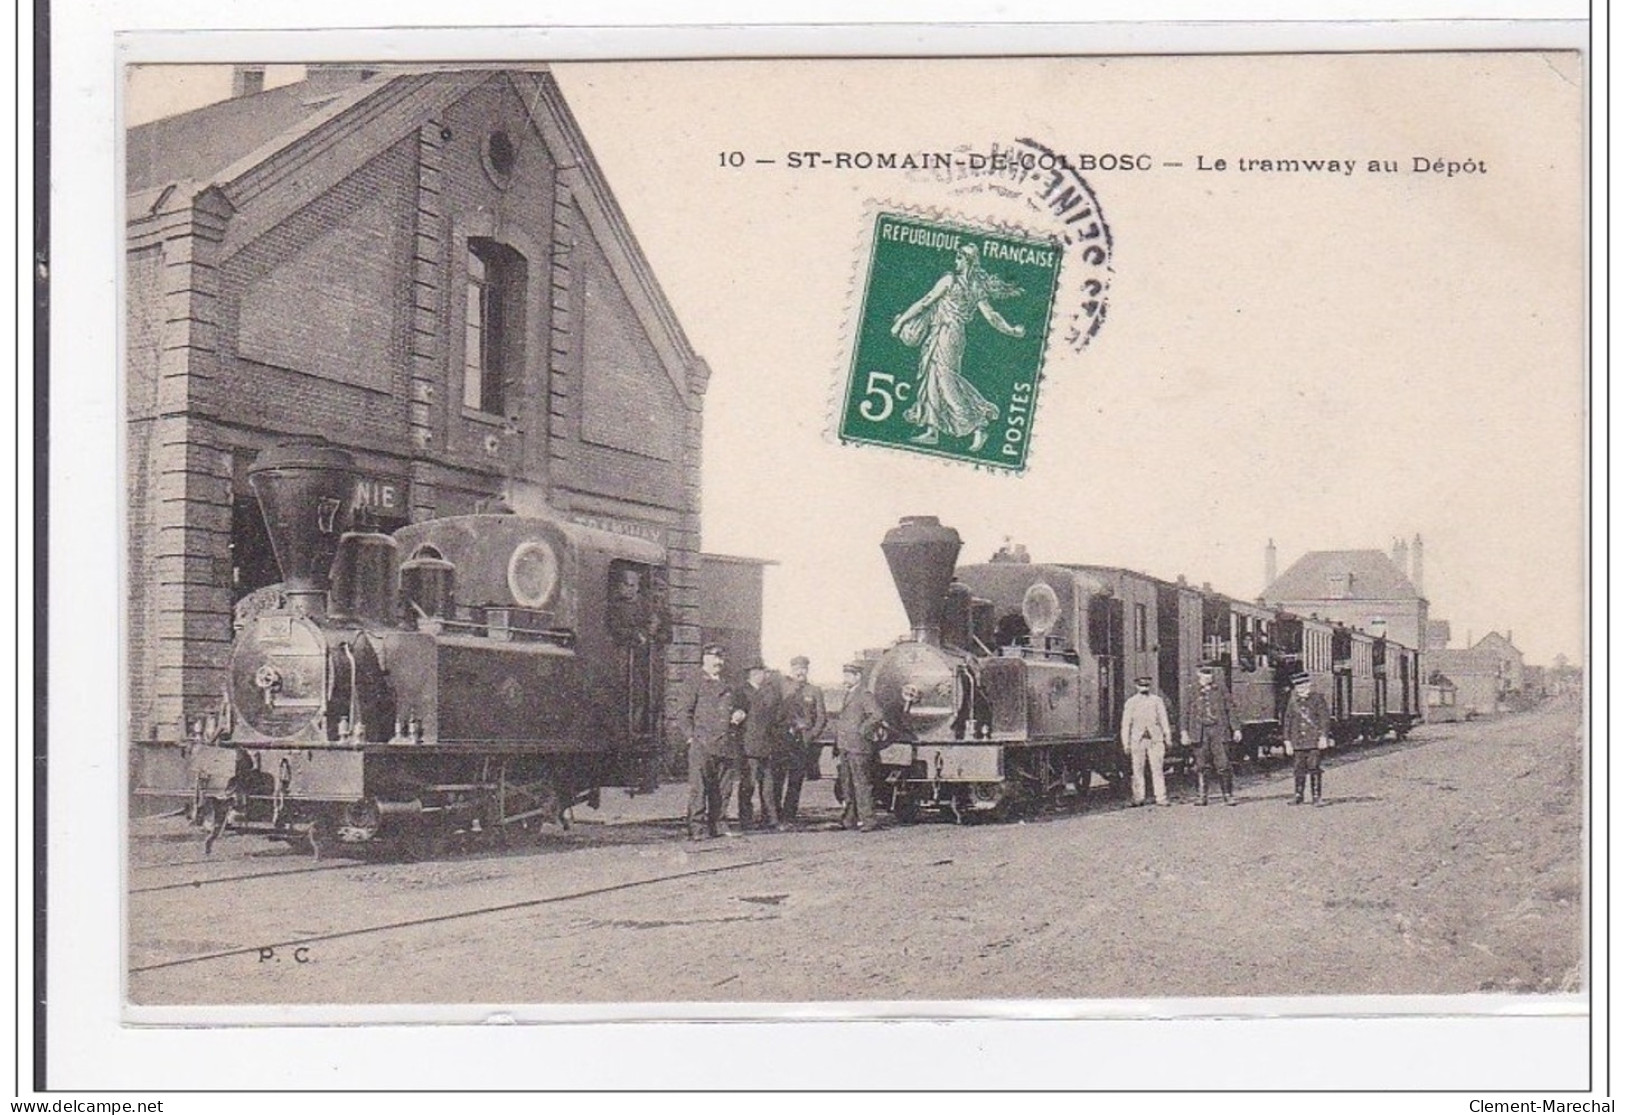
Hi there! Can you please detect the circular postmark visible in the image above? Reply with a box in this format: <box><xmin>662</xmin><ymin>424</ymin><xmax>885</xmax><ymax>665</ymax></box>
<box><xmin>909</xmin><ymin>138</ymin><xmax>1113</xmax><ymax>353</ymax></box>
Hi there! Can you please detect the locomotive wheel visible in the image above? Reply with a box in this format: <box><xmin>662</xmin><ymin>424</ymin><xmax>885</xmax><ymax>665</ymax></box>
<box><xmin>305</xmin><ymin>814</ymin><xmax>338</xmax><ymax>861</ymax></box>
<box><xmin>1072</xmin><ymin>766</ymin><xmax>1093</xmax><ymax>803</ymax></box>
<box><xmin>400</xmin><ymin>824</ymin><xmax>449</xmax><ymax>862</ymax></box>
<box><xmin>497</xmin><ymin>777</ymin><xmax>564</xmax><ymax>843</ymax></box>
<box><xmin>891</xmin><ymin>791</ymin><xmax>921</xmax><ymax>824</ymax></box>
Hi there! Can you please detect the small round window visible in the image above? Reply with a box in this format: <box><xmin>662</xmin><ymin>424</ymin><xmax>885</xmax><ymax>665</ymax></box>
<box><xmin>482</xmin><ymin>131</ymin><xmax>517</xmax><ymax>187</ymax></box>
<box><xmin>507</xmin><ymin>539</ymin><xmax>560</xmax><ymax>609</ymax></box>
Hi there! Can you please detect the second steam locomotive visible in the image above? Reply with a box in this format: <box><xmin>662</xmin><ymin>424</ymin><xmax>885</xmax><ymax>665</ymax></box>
<box><xmin>862</xmin><ymin>516</ymin><xmax>1421</xmax><ymax>821</ymax></box>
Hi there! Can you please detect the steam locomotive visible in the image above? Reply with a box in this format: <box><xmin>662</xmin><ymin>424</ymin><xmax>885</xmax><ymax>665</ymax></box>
<box><xmin>863</xmin><ymin>516</ymin><xmax>1422</xmax><ymax>821</ymax></box>
<box><xmin>138</xmin><ymin>440</ymin><xmax>669</xmax><ymax>856</ymax></box>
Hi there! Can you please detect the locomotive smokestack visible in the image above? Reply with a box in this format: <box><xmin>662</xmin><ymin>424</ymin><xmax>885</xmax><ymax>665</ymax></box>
<box><xmin>882</xmin><ymin>516</ymin><xmax>963</xmax><ymax>645</ymax></box>
<box><xmin>247</xmin><ymin>438</ymin><xmax>358</xmax><ymax>615</ymax></box>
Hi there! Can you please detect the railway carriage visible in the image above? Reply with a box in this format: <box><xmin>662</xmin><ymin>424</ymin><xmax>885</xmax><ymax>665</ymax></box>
<box><xmin>1197</xmin><ymin>591</ymin><xmax>1284</xmax><ymax>761</ymax></box>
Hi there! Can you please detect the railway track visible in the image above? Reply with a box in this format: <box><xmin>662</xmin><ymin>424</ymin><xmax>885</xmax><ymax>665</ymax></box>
<box><xmin>130</xmin><ymin>853</ymin><xmax>785</xmax><ymax>974</ymax></box>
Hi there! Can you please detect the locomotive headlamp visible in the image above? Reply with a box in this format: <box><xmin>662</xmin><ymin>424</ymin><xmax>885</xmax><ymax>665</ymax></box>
<box><xmin>507</xmin><ymin>538</ymin><xmax>561</xmax><ymax>609</ymax></box>
<box><xmin>1021</xmin><ymin>581</ymin><xmax>1062</xmax><ymax>638</ymax></box>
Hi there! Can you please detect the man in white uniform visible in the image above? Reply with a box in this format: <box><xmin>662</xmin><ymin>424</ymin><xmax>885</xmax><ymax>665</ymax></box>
<box><xmin>1119</xmin><ymin>676</ymin><xmax>1173</xmax><ymax>807</ymax></box>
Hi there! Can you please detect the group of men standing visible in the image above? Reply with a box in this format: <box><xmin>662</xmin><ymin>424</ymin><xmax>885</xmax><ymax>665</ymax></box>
<box><xmin>677</xmin><ymin>645</ymin><xmax>887</xmax><ymax>839</ymax></box>
<box><xmin>1118</xmin><ymin>663</ymin><xmax>1333</xmax><ymax>807</ymax></box>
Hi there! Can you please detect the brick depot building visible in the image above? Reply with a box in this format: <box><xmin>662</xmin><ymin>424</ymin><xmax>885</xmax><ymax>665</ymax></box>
<box><xmin>126</xmin><ymin>67</ymin><xmax>725</xmax><ymax>746</ymax></box>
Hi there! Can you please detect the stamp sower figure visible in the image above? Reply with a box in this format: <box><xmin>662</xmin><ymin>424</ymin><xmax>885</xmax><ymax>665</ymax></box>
<box><xmin>1184</xmin><ymin>664</ymin><xmax>1242</xmax><ymax>806</ymax></box>
<box><xmin>833</xmin><ymin>661</ymin><xmax>886</xmax><ymax>832</ymax></box>
<box><xmin>890</xmin><ymin>243</ymin><xmax>1025</xmax><ymax>452</ymax></box>
<box><xmin>1283</xmin><ymin>671</ymin><xmax>1333</xmax><ymax>806</ymax></box>
<box><xmin>776</xmin><ymin>655</ymin><xmax>829</xmax><ymax>822</ymax></box>
<box><xmin>677</xmin><ymin>644</ymin><xmax>746</xmax><ymax>840</ymax></box>
<box><xmin>1119</xmin><ymin>676</ymin><xmax>1172</xmax><ymax>807</ymax></box>
<box><xmin>738</xmin><ymin>662</ymin><xmax>785</xmax><ymax>831</ymax></box>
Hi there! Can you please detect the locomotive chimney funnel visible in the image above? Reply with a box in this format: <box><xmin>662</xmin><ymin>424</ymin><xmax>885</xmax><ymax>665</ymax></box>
<box><xmin>882</xmin><ymin>516</ymin><xmax>963</xmax><ymax>645</ymax></box>
<box><xmin>247</xmin><ymin>438</ymin><xmax>358</xmax><ymax>615</ymax></box>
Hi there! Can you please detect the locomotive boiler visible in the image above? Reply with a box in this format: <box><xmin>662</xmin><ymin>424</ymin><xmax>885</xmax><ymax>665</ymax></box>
<box><xmin>862</xmin><ymin>516</ymin><xmax>1423</xmax><ymax>821</ymax></box>
<box><xmin>150</xmin><ymin>439</ymin><xmax>669</xmax><ymax>856</ymax></box>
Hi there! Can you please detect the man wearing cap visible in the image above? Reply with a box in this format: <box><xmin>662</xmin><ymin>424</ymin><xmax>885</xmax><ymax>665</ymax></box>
<box><xmin>1183</xmin><ymin>664</ymin><xmax>1242</xmax><ymax>805</ymax></box>
<box><xmin>738</xmin><ymin>662</ymin><xmax>786</xmax><ymax>830</ymax></box>
<box><xmin>833</xmin><ymin>661</ymin><xmax>886</xmax><ymax>832</ymax></box>
<box><xmin>1119</xmin><ymin>676</ymin><xmax>1173</xmax><ymax>807</ymax></box>
<box><xmin>676</xmin><ymin>644</ymin><xmax>746</xmax><ymax>839</ymax></box>
<box><xmin>1283</xmin><ymin>671</ymin><xmax>1332</xmax><ymax>805</ymax></box>
<box><xmin>776</xmin><ymin>656</ymin><xmax>830</xmax><ymax>822</ymax></box>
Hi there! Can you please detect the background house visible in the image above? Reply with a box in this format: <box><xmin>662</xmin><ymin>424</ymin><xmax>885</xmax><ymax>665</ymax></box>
<box><xmin>1423</xmin><ymin>631</ymin><xmax>1527</xmax><ymax>718</ymax></box>
<box><xmin>1262</xmin><ymin>534</ymin><xmax>1429</xmax><ymax>650</ymax></box>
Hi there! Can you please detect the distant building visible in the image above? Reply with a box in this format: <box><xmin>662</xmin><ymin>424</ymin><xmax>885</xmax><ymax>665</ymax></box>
<box><xmin>696</xmin><ymin>554</ymin><xmax>774</xmax><ymax>680</ymax></box>
<box><xmin>1425</xmin><ymin>619</ymin><xmax>1453</xmax><ymax>650</ymax></box>
<box><xmin>1263</xmin><ymin>535</ymin><xmax>1428</xmax><ymax>649</ymax></box>
<box><xmin>1423</xmin><ymin>631</ymin><xmax>1526</xmax><ymax>717</ymax></box>
<box><xmin>1470</xmin><ymin>631</ymin><xmax>1525</xmax><ymax>693</ymax></box>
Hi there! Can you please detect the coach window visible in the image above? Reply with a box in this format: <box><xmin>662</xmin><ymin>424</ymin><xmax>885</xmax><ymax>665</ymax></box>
<box><xmin>463</xmin><ymin>238</ymin><xmax>527</xmax><ymax>417</ymax></box>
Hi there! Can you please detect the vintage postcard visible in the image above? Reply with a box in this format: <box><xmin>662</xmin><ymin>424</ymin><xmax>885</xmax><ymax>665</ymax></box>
<box><xmin>95</xmin><ymin>43</ymin><xmax>1590</xmax><ymax>1087</ymax></box>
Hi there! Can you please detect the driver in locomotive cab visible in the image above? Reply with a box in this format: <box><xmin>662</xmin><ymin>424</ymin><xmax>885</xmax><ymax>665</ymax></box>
<box><xmin>1184</xmin><ymin>664</ymin><xmax>1242</xmax><ymax>806</ymax></box>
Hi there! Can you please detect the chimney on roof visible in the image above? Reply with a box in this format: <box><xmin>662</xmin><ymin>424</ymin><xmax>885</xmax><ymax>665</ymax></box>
<box><xmin>231</xmin><ymin>66</ymin><xmax>266</xmax><ymax>98</ymax></box>
<box><xmin>303</xmin><ymin>63</ymin><xmax>384</xmax><ymax>91</ymax></box>
<box><xmin>1412</xmin><ymin>533</ymin><xmax>1424</xmax><ymax>596</ymax></box>
<box><xmin>1265</xmin><ymin>538</ymin><xmax>1277</xmax><ymax>590</ymax></box>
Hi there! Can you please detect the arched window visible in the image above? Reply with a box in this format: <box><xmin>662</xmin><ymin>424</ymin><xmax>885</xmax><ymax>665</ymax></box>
<box><xmin>463</xmin><ymin>238</ymin><xmax>527</xmax><ymax>416</ymax></box>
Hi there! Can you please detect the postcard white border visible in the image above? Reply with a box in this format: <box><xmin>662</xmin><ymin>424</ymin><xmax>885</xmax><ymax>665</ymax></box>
<box><xmin>33</xmin><ymin>0</ymin><xmax>1602</xmax><ymax>1096</ymax></box>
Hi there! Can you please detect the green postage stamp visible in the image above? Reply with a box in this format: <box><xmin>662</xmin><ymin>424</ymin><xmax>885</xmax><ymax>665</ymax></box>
<box><xmin>838</xmin><ymin>212</ymin><xmax>1063</xmax><ymax>472</ymax></box>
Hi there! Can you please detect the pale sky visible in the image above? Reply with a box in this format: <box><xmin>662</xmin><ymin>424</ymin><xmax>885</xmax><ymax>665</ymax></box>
<box><xmin>125</xmin><ymin>56</ymin><xmax>1587</xmax><ymax>676</ymax></box>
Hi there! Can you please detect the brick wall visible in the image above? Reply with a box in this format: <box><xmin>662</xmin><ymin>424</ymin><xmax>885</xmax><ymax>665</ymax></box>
<box><xmin>435</xmin><ymin>79</ymin><xmax>556</xmax><ymax>482</ymax></box>
<box><xmin>214</xmin><ymin>137</ymin><xmax>418</xmax><ymax>450</ymax></box>
<box><xmin>125</xmin><ymin>246</ymin><xmax>163</xmax><ymax>736</ymax></box>
<box><xmin>125</xmin><ymin>72</ymin><xmax>710</xmax><ymax>746</ymax></box>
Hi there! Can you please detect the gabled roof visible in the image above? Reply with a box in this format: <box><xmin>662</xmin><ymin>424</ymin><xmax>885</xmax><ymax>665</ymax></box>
<box><xmin>1472</xmin><ymin>631</ymin><xmax>1521</xmax><ymax>654</ymax></box>
<box><xmin>126</xmin><ymin>76</ymin><xmax>388</xmax><ymax>196</ymax></box>
<box><xmin>1424</xmin><ymin>647</ymin><xmax>1500</xmax><ymax>676</ymax></box>
<box><xmin>125</xmin><ymin>67</ymin><xmax>704</xmax><ymax>383</ymax></box>
<box><xmin>1264</xmin><ymin>549</ymin><xmax>1422</xmax><ymax>602</ymax></box>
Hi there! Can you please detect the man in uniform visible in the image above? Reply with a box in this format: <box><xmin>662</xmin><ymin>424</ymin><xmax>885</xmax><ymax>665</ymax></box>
<box><xmin>833</xmin><ymin>661</ymin><xmax>886</xmax><ymax>832</ymax></box>
<box><xmin>1183</xmin><ymin>664</ymin><xmax>1242</xmax><ymax>805</ymax></box>
<box><xmin>677</xmin><ymin>644</ymin><xmax>745</xmax><ymax>839</ymax></box>
<box><xmin>738</xmin><ymin>662</ymin><xmax>785</xmax><ymax>831</ymax></box>
<box><xmin>776</xmin><ymin>655</ymin><xmax>830</xmax><ymax>823</ymax></box>
<box><xmin>1284</xmin><ymin>670</ymin><xmax>1333</xmax><ymax>805</ymax></box>
<box><xmin>1119</xmin><ymin>676</ymin><xmax>1172</xmax><ymax>807</ymax></box>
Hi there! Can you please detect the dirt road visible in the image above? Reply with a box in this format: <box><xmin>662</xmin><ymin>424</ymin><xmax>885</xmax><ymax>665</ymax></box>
<box><xmin>128</xmin><ymin>696</ymin><xmax>1584</xmax><ymax>1005</ymax></box>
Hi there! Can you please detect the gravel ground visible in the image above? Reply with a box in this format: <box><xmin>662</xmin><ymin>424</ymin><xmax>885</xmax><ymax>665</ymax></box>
<box><xmin>128</xmin><ymin>695</ymin><xmax>1584</xmax><ymax>1005</ymax></box>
